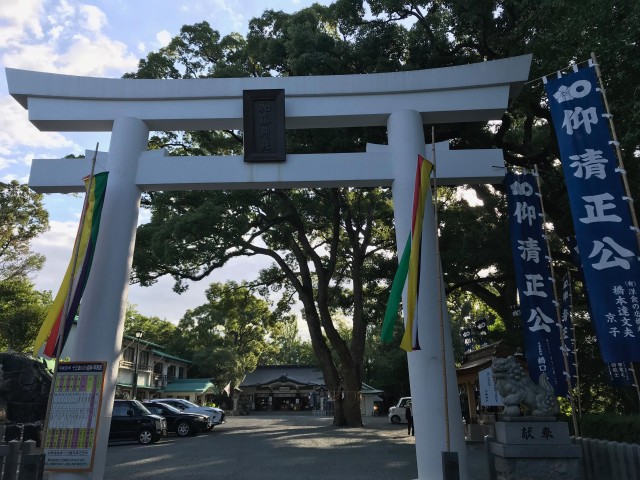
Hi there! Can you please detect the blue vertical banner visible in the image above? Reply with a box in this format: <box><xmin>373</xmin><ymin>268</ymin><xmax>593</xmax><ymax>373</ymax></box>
<box><xmin>560</xmin><ymin>273</ymin><xmax>578</xmax><ymax>389</ymax></box>
<box><xmin>461</xmin><ymin>326</ymin><xmax>477</xmax><ymax>353</ymax></box>
<box><xmin>544</xmin><ymin>67</ymin><xmax>640</xmax><ymax>362</ymax></box>
<box><xmin>563</xmin><ymin>238</ymin><xmax>630</xmax><ymax>383</ymax></box>
<box><xmin>474</xmin><ymin>318</ymin><xmax>490</xmax><ymax>348</ymax></box>
<box><xmin>506</xmin><ymin>172</ymin><xmax>566</xmax><ymax>395</ymax></box>
<box><xmin>606</xmin><ymin>362</ymin><xmax>634</xmax><ymax>387</ymax></box>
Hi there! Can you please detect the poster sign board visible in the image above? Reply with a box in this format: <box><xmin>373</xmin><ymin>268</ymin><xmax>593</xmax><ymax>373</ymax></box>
<box><xmin>478</xmin><ymin>366</ymin><xmax>503</xmax><ymax>407</ymax></box>
<box><xmin>44</xmin><ymin>361</ymin><xmax>106</xmax><ymax>472</ymax></box>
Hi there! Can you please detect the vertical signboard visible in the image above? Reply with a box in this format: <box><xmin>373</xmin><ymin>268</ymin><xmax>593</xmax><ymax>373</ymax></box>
<box><xmin>478</xmin><ymin>367</ymin><xmax>503</xmax><ymax>407</ymax></box>
<box><xmin>243</xmin><ymin>89</ymin><xmax>286</xmax><ymax>162</ymax></box>
<box><xmin>44</xmin><ymin>361</ymin><xmax>106</xmax><ymax>472</ymax></box>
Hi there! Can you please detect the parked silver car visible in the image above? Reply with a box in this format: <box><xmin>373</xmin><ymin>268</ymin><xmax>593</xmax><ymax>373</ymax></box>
<box><xmin>153</xmin><ymin>398</ymin><xmax>225</xmax><ymax>429</ymax></box>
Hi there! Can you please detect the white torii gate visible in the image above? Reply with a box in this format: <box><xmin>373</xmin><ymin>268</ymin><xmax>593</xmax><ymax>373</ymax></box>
<box><xmin>6</xmin><ymin>54</ymin><xmax>531</xmax><ymax>480</ymax></box>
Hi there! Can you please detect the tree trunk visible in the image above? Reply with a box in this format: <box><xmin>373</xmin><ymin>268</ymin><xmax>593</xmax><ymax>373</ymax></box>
<box><xmin>334</xmin><ymin>374</ymin><xmax>363</xmax><ymax>427</ymax></box>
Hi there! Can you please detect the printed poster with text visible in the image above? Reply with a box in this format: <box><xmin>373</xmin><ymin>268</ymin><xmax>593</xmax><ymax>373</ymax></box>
<box><xmin>44</xmin><ymin>361</ymin><xmax>106</xmax><ymax>472</ymax></box>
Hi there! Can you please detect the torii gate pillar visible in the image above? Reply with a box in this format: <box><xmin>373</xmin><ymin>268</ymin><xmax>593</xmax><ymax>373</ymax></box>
<box><xmin>389</xmin><ymin>110</ymin><xmax>467</xmax><ymax>479</ymax></box>
<box><xmin>69</xmin><ymin>117</ymin><xmax>149</xmax><ymax>480</ymax></box>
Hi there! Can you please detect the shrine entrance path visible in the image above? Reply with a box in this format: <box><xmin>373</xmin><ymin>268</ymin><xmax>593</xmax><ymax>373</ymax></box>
<box><xmin>105</xmin><ymin>413</ymin><xmax>490</xmax><ymax>479</ymax></box>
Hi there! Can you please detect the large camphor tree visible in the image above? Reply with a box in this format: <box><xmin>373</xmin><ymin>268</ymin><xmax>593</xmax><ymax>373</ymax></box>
<box><xmin>130</xmin><ymin>0</ymin><xmax>640</xmax><ymax>423</ymax></box>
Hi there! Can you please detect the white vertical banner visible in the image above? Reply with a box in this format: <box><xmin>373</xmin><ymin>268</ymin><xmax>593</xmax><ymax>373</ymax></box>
<box><xmin>478</xmin><ymin>367</ymin><xmax>503</xmax><ymax>407</ymax></box>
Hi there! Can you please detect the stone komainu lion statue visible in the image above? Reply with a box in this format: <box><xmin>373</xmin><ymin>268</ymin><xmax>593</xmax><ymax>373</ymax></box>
<box><xmin>491</xmin><ymin>356</ymin><xmax>559</xmax><ymax>417</ymax></box>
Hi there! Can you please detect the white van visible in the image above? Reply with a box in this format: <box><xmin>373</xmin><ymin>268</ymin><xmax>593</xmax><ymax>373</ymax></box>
<box><xmin>388</xmin><ymin>396</ymin><xmax>411</xmax><ymax>424</ymax></box>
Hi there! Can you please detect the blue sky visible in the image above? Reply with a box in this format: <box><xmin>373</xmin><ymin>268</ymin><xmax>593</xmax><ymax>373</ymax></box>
<box><xmin>0</xmin><ymin>0</ymin><xmax>327</xmax><ymax>325</ymax></box>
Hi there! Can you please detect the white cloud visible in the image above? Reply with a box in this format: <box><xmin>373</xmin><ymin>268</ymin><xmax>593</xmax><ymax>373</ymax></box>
<box><xmin>137</xmin><ymin>42</ymin><xmax>146</xmax><ymax>53</ymax></box>
<box><xmin>0</xmin><ymin>98</ymin><xmax>78</xmax><ymax>154</ymax></box>
<box><xmin>80</xmin><ymin>4</ymin><xmax>107</xmax><ymax>33</ymax></box>
<box><xmin>1</xmin><ymin>173</ymin><xmax>27</xmax><ymax>183</ymax></box>
<box><xmin>53</xmin><ymin>0</ymin><xmax>74</xmax><ymax>22</ymax></box>
<box><xmin>213</xmin><ymin>0</ymin><xmax>245</xmax><ymax>32</ymax></box>
<box><xmin>0</xmin><ymin>157</ymin><xmax>16</xmax><ymax>170</ymax></box>
<box><xmin>33</xmin><ymin>219</ymin><xmax>77</xmax><ymax>249</ymax></box>
<box><xmin>48</xmin><ymin>25</ymin><xmax>64</xmax><ymax>41</ymax></box>
<box><xmin>2</xmin><ymin>1</ymin><xmax>139</xmax><ymax>77</ymax></box>
<box><xmin>156</xmin><ymin>30</ymin><xmax>172</xmax><ymax>47</ymax></box>
<box><xmin>57</xmin><ymin>33</ymin><xmax>139</xmax><ymax>76</ymax></box>
<box><xmin>0</xmin><ymin>0</ymin><xmax>44</xmax><ymax>45</ymax></box>
<box><xmin>19</xmin><ymin>153</ymin><xmax>35</xmax><ymax>167</ymax></box>
<box><xmin>30</xmin><ymin>219</ymin><xmax>76</xmax><ymax>293</ymax></box>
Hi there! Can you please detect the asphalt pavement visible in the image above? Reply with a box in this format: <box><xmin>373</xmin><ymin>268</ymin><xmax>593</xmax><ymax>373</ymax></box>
<box><xmin>104</xmin><ymin>413</ymin><xmax>491</xmax><ymax>480</ymax></box>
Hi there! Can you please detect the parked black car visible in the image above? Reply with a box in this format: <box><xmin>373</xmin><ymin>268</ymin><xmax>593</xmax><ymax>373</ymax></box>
<box><xmin>109</xmin><ymin>400</ymin><xmax>167</xmax><ymax>444</ymax></box>
<box><xmin>143</xmin><ymin>401</ymin><xmax>211</xmax><ymax>437</ymax></box>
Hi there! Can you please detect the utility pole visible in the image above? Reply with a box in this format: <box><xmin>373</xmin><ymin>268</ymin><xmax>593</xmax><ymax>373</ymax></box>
<box><xmin>132</xmin><ymin>330</ymin><xmax>143</xmax><ymax>399</ymax></box>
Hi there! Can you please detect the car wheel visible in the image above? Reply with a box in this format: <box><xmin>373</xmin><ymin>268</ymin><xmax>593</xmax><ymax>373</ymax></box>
<box><xmin>138</xmin><ymin>429</ymin><xmax>154</xmax><ymax>444</ymax></box>
<box><xmin>176</xmin><ymin>421</ymin><xmax>192</xmax><ymax>437</ymax></box>
<box><xmin>390</xmin><ymin>415</ymin><xmax>402</xmax><ymax>424</ymax></box>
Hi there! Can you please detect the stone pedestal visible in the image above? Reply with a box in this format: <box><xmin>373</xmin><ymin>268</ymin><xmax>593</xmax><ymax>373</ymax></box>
<box><xmin>489</xmin><ymin>419</ymin><xmax>583</xmax><ymax>480</ymax></box>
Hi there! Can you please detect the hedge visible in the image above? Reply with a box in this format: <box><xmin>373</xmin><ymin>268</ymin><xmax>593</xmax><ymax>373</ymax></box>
<box><xmin>573</xmin><ymin>413</ymin><xmax>640</xmax><ymax>443</ymax></box>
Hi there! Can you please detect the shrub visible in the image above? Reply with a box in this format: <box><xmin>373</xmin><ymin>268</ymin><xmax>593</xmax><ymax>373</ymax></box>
<box><xmin>577</xmin><ymin>413</ymin><xmax>640</xmax><ymax>443</ymax></box>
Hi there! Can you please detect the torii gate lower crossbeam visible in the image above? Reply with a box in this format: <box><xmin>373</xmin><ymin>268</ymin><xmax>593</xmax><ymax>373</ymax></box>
<box><xmin>7</xmin><ymin>55</ymin><xmax>532</xmax><ymax>480</ymax></box>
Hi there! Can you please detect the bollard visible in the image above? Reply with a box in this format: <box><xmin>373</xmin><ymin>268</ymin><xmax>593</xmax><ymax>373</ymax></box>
<box><xmin>18</xmin><ymin>440</ymin><xmax>42</xmax><ymax>480</ymax></box>
<box><xmin>22</xmin><ymin>424</ymin><xmax>43</xmax><ymax>448</ymax></box>
<box><xmin>5</xmin><ymin>440</ymin><xmax>21</xmax><ymax>480</ymax></box>
<box><xmin>4</xmin><ymin>424</ymin><xmax>22</xmax><ymax>443</ymax></box>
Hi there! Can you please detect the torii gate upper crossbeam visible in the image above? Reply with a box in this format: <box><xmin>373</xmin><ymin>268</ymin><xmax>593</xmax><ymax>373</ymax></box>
<box><xmin>7</xmin><ymin>55</ymin><xmax>531</xmax><ymax>131</ymax></box>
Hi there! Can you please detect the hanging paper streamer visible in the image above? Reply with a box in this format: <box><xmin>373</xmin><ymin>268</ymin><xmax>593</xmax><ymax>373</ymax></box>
<box><xmin>380</xmin><ymin>155</ymin><xmax>433</xmax><ymax>352</ymax></box>
<box><xmin>33</xmin><ymin>172</ymin><xmax>109</xmax><ymax>357</ymax></box>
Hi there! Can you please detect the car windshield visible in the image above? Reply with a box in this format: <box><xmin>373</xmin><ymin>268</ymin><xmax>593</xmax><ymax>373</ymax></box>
<box><xmin>153</xmin><ymin>402</ymin><xmax>182</xmax><ymax>414</ymax></box>
<box><xmin>179</xmin><ymin>400</ymin><xmax>199</xmax><ymax>408</ymax></box>
<box><xmin>131</xmin><ymin>400</ymin><xmax>151</xmax><ymax>415</ymax></box>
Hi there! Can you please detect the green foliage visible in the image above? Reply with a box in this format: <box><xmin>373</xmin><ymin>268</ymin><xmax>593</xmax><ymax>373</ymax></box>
<box><xmin>578</xmin><ymin>414</ymin><xmax>640</xmax><ymax>444</ymax></box>
<box><xmin>260</xmin><ymin>316</ymin><xmax>317</xmax><ymax>366</ymax></box>
<box><xmin>174</xmin><ymin>281</ymin><xmax>281</xmax><ymax>389</ymax></box>
<box><xmin>0</xmin><ymin>279</ymin><xmax>51</xmax><ymax>353</ymax></box>
<box><xmin>363</xmin><ymin>323</ymin><xmax>410</xmax><ymax>401</ymax></box>
<box><xmin>123</xmin><ymin>304</ymin><xmax>178</xmax><ymax>349</ymax></box>
<box><xmin>0</xmin><ymin>181</ymin><xmax>49</xmax><ymax>281</ymax></box>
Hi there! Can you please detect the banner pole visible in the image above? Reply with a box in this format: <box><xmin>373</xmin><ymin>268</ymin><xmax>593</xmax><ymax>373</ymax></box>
<box><xmin>590</xmin><ymin>52</ymin><xmax>640</xmax><ymax>252</ymax></box>
<box><xmin>533</xmin><ymin>165</ymin><xmax>580</xmax><ymax>436</ymax></box>
<box><xmin>629</xmin><ymin>363</ymin><xmax>640</xmax><ymax>410</ymax></box>
<box><xmin>566</xmin><ymin>270</ymin><xmax>582</xmax><ymax>418</ymax></box>
<box><xmin>432</xmin><ymin>128</ymin><xmax>452</xmax><ymax>453</ymax></box>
